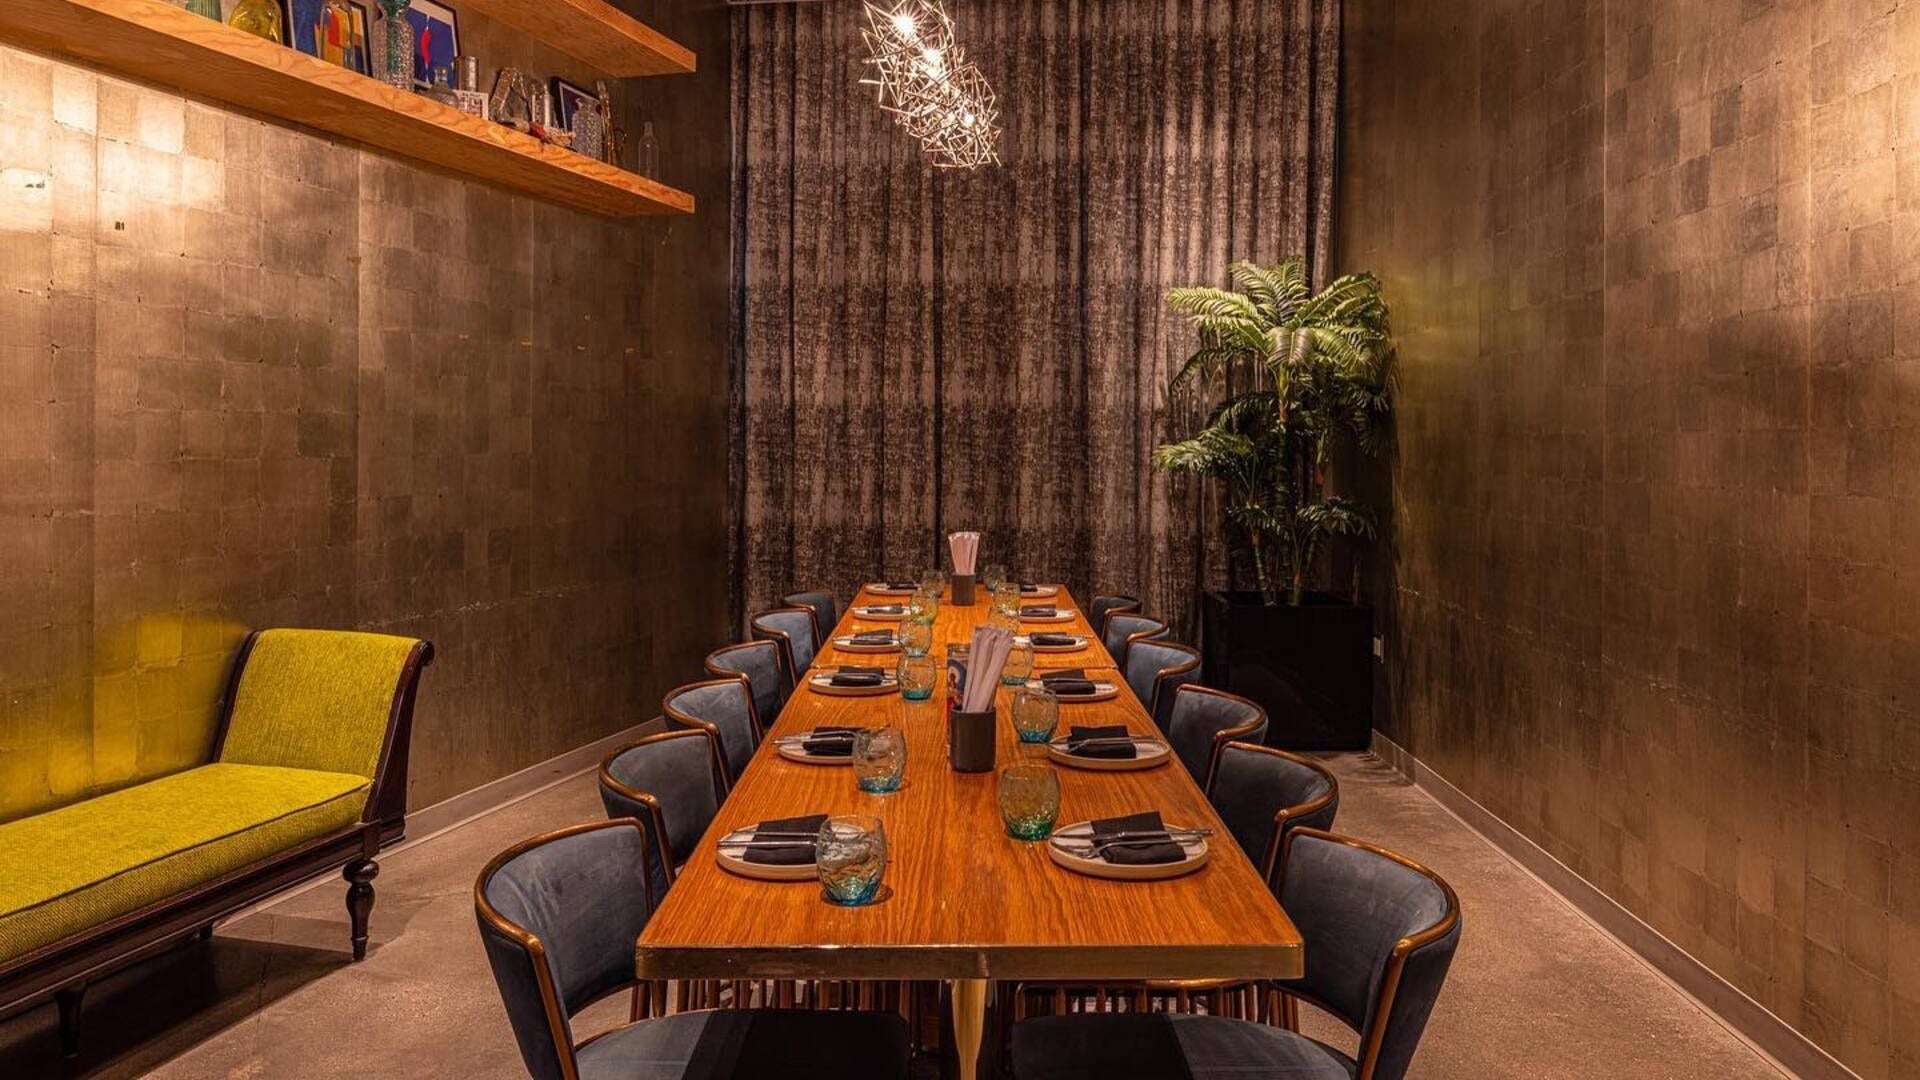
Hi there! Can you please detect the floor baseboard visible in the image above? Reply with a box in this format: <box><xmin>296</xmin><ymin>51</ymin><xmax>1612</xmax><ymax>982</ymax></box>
<box><xmin>1369</xmin><ymin>731</ymin><xmax>1856</xmax><ymax>1080</ymax></box>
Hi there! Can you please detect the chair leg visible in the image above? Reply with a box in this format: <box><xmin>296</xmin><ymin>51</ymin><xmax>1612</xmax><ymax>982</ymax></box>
<box><xmin>344</xmin><ymin>858</ymin><xmax>378</xmax><ymax>960</ymax></box>
<box><xmin>55</xmin><ymin>984</ymin><xmax>85</xmax><ymax>1058</ymax></box>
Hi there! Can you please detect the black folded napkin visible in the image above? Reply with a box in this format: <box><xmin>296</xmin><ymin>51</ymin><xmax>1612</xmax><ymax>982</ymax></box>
<box><xmin>882</xmin><ymin>581</ymin><xmax>919</xmax><ymax>590</ymax></box>
<box><xmin>1020</xmin><ymin>606</ymin><xmax>1058</xmax><ymax>618</ymax></box>
<box><xmin>829</xmin><ymin>666</ymin><xmax>887</xmax><ymax>687</ymax></box>
<box><xmin>1030</xmin><ymin>632</ymin><xmax>1079</xmax><ymax>647</ymax></box>
<box><xmin>847</xmin><ymin>631</ymin><xmax>898</xmax><ymax>646</ymax></box>
<box><xmin>1064</xmin><ymin>724</ymin><xmax>1137</xmax><ymax>760</ymax></box>
<box><xmin>1042</xmin><ymin>668</ymin><xmax>1087</xmax><ymax>682</ymax></box>
<box><xmin>862</xmin><ymin>604</ymin><xmax>906</xmax><ymax>614</ymax></box>
<box><xmin>740</xmin><ymin>813</ymin><xmax>828</xmax><ymax>865</ymax></box>
<box><xmin>1042</xmin><ymin>669</ymin><xmax>1096</xmax><ymax>696</ymax></box>
<box><xmin>801</xmin><ymin>725</ymin><xmax>864</xmax><ymax>757</ymax></box>
<box><xmin>1020</xmin><ymin>583</ymin><xmax>1044</xmax><ymax>593</ymax></box>
<box><xmin>1091</xmin><ymin>811</ymin><xmax>1184</xmax><ymax>865</ymax></box>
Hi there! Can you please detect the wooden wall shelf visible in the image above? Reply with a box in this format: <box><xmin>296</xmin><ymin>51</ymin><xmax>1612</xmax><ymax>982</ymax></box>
<box><xmin>455</xmin><ymin>0</ymin><xmax>696</xmax><ymax>77</ymax></box>
<box><xmin>0</xmin><ymin>0</ymin><xmax>696</xmax><ymax>218</ymax></box>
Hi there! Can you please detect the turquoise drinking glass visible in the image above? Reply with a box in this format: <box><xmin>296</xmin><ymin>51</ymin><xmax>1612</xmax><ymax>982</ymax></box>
<box><xmin>981</xmin><ymin>563</ymin><xmax>1007</xmax><ymax>593</ymax></box>
<box><xmin>1002</xmin><ymin>640</ymin><xmax>1035</xmax><ymax>685</ymax></box>
<box><xmin>816</xmin><ymin>815</ymin><xmax>888</xmax><ymax>906</ymax></box>
<box><xmin>853</xmin><ymin>727</ymin><xmax>908</xmax><ymax>793</ymax></box>
<box><xmin>901</xmin><ymin>618</ymin><xmax>935</xmax><ymax>657</ymax></box>
<box><xmin>1010</xmin><ymin>687</ymin><xmax>1058</xmax><ymax>743</ymax></box>
<box><xmin>990</xmin><ymin>581</ymin><xmax>1021</xmax><ymax>618</ymax></box>
<box><xmin>910</xmin><ymin>586</ymin><xmax>941</xmax><ymax>625</ymax></box>
<box><xmin>898</xmin><ymin>652</ymin><xmax>938</xmax><ymax>701</ymax></box>
<box><xmin>997</xmin><ymin>764</ymin><xmax>1060</xmax><ymax>840</ymax></box>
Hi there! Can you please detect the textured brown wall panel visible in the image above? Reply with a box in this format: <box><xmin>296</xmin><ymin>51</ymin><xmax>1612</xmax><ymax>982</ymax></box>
<box><xmin>1340</xmin><ymin>0</ymin><xmax>1919</xmax><ymax>1074</ymax></box>
<box><xmin>0</xmin><ymin>2</ymin><xmax>729</xmax><ymax>822</ymax></box>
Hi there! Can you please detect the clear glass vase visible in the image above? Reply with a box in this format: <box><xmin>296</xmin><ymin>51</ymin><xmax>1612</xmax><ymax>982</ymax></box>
<box><xmin>379</xmin><ymin>0</ymin><xmax>414</xmax><ymax>92</ymax></box>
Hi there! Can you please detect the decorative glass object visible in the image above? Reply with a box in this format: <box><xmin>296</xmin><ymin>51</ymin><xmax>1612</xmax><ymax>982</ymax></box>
<box><xmin>909</xmin><ymin>586</ymin><xmax>940</xmax><ymax>626</ymax></box>
<box><xmin>998</xmin><ymin>764</ymin><xmax>1060</xmax><ymax>840</ymax></box>
<box><xmin>425</xmin><ymin>66</ymin><xmax>458</xmax><ymax>107</ymax></box>
<box><xmin>852</xmin><ymin>727</ymin><xmax>908</xmax><ymax>794</ymax></box>
<box><xmin>378</xmin><ymin>0</ymin><xmax>413</xmax><ymax>92</ymax></box>
<box><xmin>991</xmin><ymin>581</ymin><xmax>1021</xmax><ymax>618</ymax></box>
<box><xmin>1010</xmin><ymin>687</ymin><xmax>1058</xmax><ymax>744</ymax></box>
<box><xmin>1002</xmin><ymin>640</ymin><xmax>1035</xmax><ymax>686</ymax></box>
<box><xmin>900</xmin><ymin>618</ymin><xmax>934</xmax><ymax>658</ymax></box>
<box><xmin>186</xmin><ymin>0</ymin><xmax>221</xmax><ymax>19</ymax></box>
<box><xmin>816</xmin><ymin>816</ymin><xmax>888</xmax><ymax>906</ymax></box>
<box><xmin>980</xmin><ymin>564</ymin><xmax>1007</xmax><ymax>594</ymax></box>
<box><xmin>491</xmin><ymin>68</ymin><xmax>532</xmax><ymax>129</ymax></box>
<box><xmin>452</xmin><ymin>56</ymin><xmax>489</xmax><ymax>118</ymax></box>
<box><xmin>571</xmin><ymin>101</ymin><xmax>606</xmax><ymax>161</ymax></box>
<box><xmin>229</xmin><ymin>0</ymin><xmax>286</xmax><ymax>43</ymax></box>
<box><xmin>898</xmin><ymin>653</ymin><xmax>938</xmax><ymax>701</ymax></box>
<box><xmin>636</xmin><ymin>120</ymin><xmax>660</xmax><ymax>176</ymax></box>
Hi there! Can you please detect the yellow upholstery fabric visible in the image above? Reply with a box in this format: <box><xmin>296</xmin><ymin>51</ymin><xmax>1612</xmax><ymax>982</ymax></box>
<box><xmin>0</xmin><ymin>764</ymin><xmax>369</xmax><ymax>964</ymax></box>
<box><xmin>219</xmin><ymin>629</ymin><xmax>419</xmax><ymax>779</ymax></box>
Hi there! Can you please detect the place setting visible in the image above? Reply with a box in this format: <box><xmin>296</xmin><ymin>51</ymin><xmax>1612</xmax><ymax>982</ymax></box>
<box><xmin>1023</xmin><ymin>667</ymin><xmax>1120</xmax><ymax>703</ymax></box>
<box><xmin>1018</xmin><ymin>583</ymin><xmax>1060</xmax><ymax>599</ymax></box>
<box><xmin>1015</xmin><ymin>630</ymin><xmax>1090</xmax><ymax>654</ymax></box>
<box><xmin>1017</xmin><ymin>603</ymin><xmax>1077</xmax><ymax>624</ymax></box>
<box><xmin>1046</xmin><ymin>723</ymin><xmax>1172</xmax><ymax>771</ymax></box>
<box><xmin>863</xmin><ymin>580</ymin><xmax>922</xmax><ymax>597</ymax></box>
<box><xmin>807</xmin><ymin>664</ymin><xmax>900</xmax><ymax>697</ymax></box>
<box><xmin>773</xmin><ymin>725</ymin><xmax>909</xmax><ymax>793</ymax></box>
<box><xmin>830</xmin><ymin>628</ymin><xmax>904</xmax><ymax>654</ymax></box>
<box><xmin>715</xmin><ymin>813</ymin><xmax>891</xmax><ymax>904</ymax></box>
<box><xmin>1045</xmin><ymin>811</ymin><xmax>1211</xmax><ymax>881</ymax></box>
<box><xmin>849</xmin><ymin>601</ymin><xmax>911</xmax><ymax>620</ymax></box>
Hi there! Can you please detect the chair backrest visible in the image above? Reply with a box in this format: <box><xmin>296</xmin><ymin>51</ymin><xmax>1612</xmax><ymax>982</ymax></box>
<box><xmin>751</xmin><ymin>607</ymin><xmax>819</xmax><ymax>685</ymax></box>
<box><xmin>218</xmin><ymin>629</ymin><xmax>427</xmax><ymax>780</ymax></box>
<box><xmin>599</xmin><ymin>728</ymin><xmax>727</xmax><ymax>894</ymax></box>
<box><xmin>706</xmin><ymin>640</ymin><xmax>788</xmax><ymax>727</ymax></box>
<box><xmin>1122</xmin><ymin>640</ymin><xmax>1200</xmax><ymax>729</ymax></box>
<box><xmin>1164</xmin><ymin>685</ymin><xmax>1268</xmax><ymax>787</ymax></box>
<box><xmin>1207</xmin><ymin>742</ymin><xmax>1337</xmax><ymax>881</ymax></box>
<box><xmin>782</xmin><ymin>590</ymin><xmax>840</xmax><ymax>650</ymax></box>
<box><xmin>1088</xmin><ymin>594</ymin><xmax>1142</xmax><ymax>639</ymax></box>
<box><xmin>664</xmin><ymin>679</ymin><xmax>761</xmax><ymax>781</ymax></box>
<box><xmin>475</xmin><ymin>820</ymin><xmax>655</xmax><ymax>1080</ymax></box>
<box><xmin>1102</xmin><ymin>613</ymin><xmax>1168</xmax><ymax>666</ymax></box>
<box><xmin>1277</xmin><ymin>830</ymin><xmax>1460</xmax><ymax>1080</ymax></box>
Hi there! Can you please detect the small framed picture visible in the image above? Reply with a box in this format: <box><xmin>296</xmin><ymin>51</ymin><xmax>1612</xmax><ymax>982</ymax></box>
<box><xmin>550</xmin><ymin>77</ymin><xmax>599</xmax><ymax>131</ymax></box>
<box><xmin>403</xmin><ymin>0</ymin><xmax>460</xmax><ymax>90</ymax></box>
<box><xmin>289</xmin><ymin>0</ymin><xmax>372</xmax><ymax>76</ymax></box>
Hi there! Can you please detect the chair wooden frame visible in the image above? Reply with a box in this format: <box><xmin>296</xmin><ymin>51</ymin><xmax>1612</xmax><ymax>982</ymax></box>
<box><xmin>1110</xmin><ymin>616</ymin><xmax>1170</xmax><ymax>669</ymax></box>
<box><xmin>597</xmin><ymin>728</ymin><xmax>731</xmax><ymax>889</ymax></box>
<box><xmin>781</xmin><ymin>591</ymin><xmax>839</xmax><ymax>653</ymax></box>
<box><xmin>1205</xmin><ymin>742</ymin><xmax>1339</xmax><ymax>884</ymax></box>
<box><xmin>750</xmin><ymin>606</ymin><xmax>819</xmax><ymax>689</ymax></box>
<box><xmin>1169</xmin><ymin>684</ymin><xmax>1270</xmax><ymax>791</ymax></box>
<box><xmin>1135</xmin><ymin>640</ymin><xmax>1202</xmax><ymax>725</ymax></box>
<box><xmin>662</xmin><ymin>678</ymin><xmax>762</xmax><ymax>781</ymax></box>
<box><xmin>704</xmin><ymin>640</ymin><xmax>786</xmax><ymax>728</ymax></box>
<box><xmin>1268</xmin><ymin>828</ymin><xmax>1461</xmax><ymax>1080</ymax></box>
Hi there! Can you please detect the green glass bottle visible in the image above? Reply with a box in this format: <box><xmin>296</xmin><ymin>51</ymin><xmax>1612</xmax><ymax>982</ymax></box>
<box><xmin>229</xmin><ymin>0</ymin><xmax>286</xmax><ymax>43</ymax></box>
<box><xmin>185</xmin><ymin>0</ymin><xmax>222</xmax><ymax>19</ymax></box>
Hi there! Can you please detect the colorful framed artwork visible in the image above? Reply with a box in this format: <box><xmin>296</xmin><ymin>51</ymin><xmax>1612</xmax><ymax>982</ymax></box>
<box><xmin>403</xmin><ymin>0</ymin><xmax>460</xmax><ymax>90</ymax></box>
<box><xmin>550</xmin><ymin>77</ymin><xmax>598</xmax><ymax>131</ymax></box>
<box><xmin>289</xmin><ymin>0</ymin><xmax>372</xmax><ymax>75</ymax></box>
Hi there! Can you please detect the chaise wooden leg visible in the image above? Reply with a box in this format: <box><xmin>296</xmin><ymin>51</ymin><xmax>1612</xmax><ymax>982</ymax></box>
<box><xmin>344</xmin><ymin>858</ymin><xmax>379</xmax><ymax>960</ymax></box>
<box><xmin>55</xmin><ymin>983</ymin><xmax>85</xmax><ymax>1058</ymax></box>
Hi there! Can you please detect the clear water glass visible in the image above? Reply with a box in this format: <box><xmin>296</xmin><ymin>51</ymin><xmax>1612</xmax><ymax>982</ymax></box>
<box><xmin>998</xmin><ymin>764</ymin><xmax>1060</xmax><ymax>840</ymax></box>
<box><xmin>910</xmin><ymin>586</ymin><xmax>941</xmax><ymax>625</ymax></box>
<box><xmin>1002</xmin><ymin>640</ymin><xmax>1035</xmax><ymax>685</ymax></box>
<box><xmin>981</xmin><ymin>563</ymin><xmax>1007</xmax><ymax>593</ymax></box>
<box><xmin>898</xmin><ymin>653</ymin><xmax>938</xmax><ymax>701</ymax></box>
<box><xmin>853</xmin><ymin>727</ymin><xmax>908</xmax><ymax>793</ymax></box>
<box><xmin>991</xmin><ymin>581</ymin><xmax>1022</xmax><ymax>617</ymax></box>
<box><xmin>985</xmin><ymin>608</ymin><xmax>1019</xmax><ymax>634</ymax></box>
<box><xmin>901</xmin><ymin>618</ymin><xmax>935</xmax><ymax>657</ymax></box>
<box><xmin>1010</xmin><ymin>687</ymin><xmax>1058</xmax><ymax>743</ymax></box>
<box><xmin>920</xmin><ymin>568</ymin><xmax>947</xmax><ymax>594</ymax></box>
<box><xmin>817</xmin><ymin>815</ymin><xmax>888</xmax><ymax>905</ymax></box>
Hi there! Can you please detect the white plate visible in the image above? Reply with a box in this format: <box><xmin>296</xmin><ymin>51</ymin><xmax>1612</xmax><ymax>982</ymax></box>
<box><xmin>808</xmin><ymin>672</ymin><xmax>899</xmax><ymax>697</ymax></box>
<box><xmin>1018</xmin><ymin>585</ymin><xmax>1061</xmax><ymax>598</ymax></box>
<box><xmin>833</xmin><ymin>635</ymin><xmax>903</xmax><ymax>654</ymax></box>
<box><xmin>850</xmin><ymin>605</ymin><xmax>909</xmax><ymax>621</ymax></box>
<box><xmin>1018</xmin><ymin>609</ymin><xmax>1076</xmax><ymax>624</ymax></box>
<box><xmin>1017</xmin><ymin>634</ymin><xmax>1089</xmax><ymax>654</ymax></box>
<box><xmin>775</xmin><ymin>740</ymin><xmax>855</xmax><ymax>766</ymax></box>
<box><xmin>866</xmin><ymin>584</ymin><xmax>919</xmax><ymax>596</ymax></box>
<box><xmin>1026</xmin><ymin>678</ymin><xmax>1120</xmax><ymax>703</ymax></box>
<box><xmin>1045</xmin><ymin>821</ymin><xmax>1210</xmax><ymax>881</ymax></box>
<box><xmin>715</xmin><ymin>831</ymin><xmax>819</xmax><ymax>882</ymax></box>
<box><xmin>1047</xmin><ymin>738</ymin><xmax>1172</xmax><ymax>772</ymax></box>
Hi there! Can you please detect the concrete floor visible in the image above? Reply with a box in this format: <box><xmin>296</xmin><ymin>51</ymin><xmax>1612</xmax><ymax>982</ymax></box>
<box><xmin>0</xmin><ymin>754</ymin><xmax>1789</xmax><ymax>1079</ymax></box>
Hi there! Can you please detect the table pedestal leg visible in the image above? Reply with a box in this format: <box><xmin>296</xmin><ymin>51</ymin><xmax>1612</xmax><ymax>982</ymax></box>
<box><xmin>950</xmin><ymin>978</ymin><xmax>991</xmax><ymax>1080</ymax></box>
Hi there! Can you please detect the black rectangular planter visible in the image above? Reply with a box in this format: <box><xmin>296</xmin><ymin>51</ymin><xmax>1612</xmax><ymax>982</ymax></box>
<box><xmin>1200</xmin><ymin>590</ymin><xmax>1374</xmax><ymax>751</ymax></box>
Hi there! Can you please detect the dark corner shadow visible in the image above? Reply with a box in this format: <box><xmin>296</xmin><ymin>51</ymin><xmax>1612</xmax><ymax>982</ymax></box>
<box><xmin>0</xmin><ymin>931</ymin><xmax>350</xmax><ymax>1080</ymax></box>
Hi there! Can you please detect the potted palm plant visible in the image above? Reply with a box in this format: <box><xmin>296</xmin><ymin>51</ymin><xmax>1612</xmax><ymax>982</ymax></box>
<box><xmin>1154</xmin><ymin>259</ymin><xmax>1393</xmax><ymax>750</ymax></box>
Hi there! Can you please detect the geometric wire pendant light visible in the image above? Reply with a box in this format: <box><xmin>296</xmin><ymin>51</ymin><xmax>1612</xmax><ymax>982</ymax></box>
<box><xmin>859</xmin><ymin>0</ymin><xmax>1002</xmax><ymax>169</ymax></box>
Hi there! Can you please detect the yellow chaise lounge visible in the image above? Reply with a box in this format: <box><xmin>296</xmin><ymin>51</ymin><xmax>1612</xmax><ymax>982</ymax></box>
<box><xmin>0</xmin><ymin>628</ymin><xmax>433</xmax><ymax>1055</ymax></box>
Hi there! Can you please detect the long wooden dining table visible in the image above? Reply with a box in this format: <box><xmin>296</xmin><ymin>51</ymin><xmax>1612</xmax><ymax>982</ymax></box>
<box><xmin>636</xmin><ymin>584</ymin><xmax>1303</xmax><ymax>1078</ymax></box>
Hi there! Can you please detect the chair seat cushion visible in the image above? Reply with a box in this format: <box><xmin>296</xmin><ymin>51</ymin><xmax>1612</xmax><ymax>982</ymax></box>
<box><xmin>1013</xmin><ymin>1013</ymin><xmax>1357</xmax><ymax>1080</ymax></box>
<box><xmin>576</xmin><ymin>1008</ymin><xmax>911</xmax><ymax>1080</ymax></box>
<box><xmin>0</xmin><ymin>763</ymin><xmax>370</xmax><ymax>964</ymax></box>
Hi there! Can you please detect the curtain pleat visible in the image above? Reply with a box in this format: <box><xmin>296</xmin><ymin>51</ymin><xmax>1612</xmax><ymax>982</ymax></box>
<box><xmin>732</xmin><ymin>0</ymin><xmax>1340</xmax><ymax>630</ymax></box>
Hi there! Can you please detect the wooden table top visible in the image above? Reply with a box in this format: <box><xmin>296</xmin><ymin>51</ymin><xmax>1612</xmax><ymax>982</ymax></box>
<box><xmin>635</xmin><ymin>585</ymin><xmax>1304</xmax><ymax>981</ymax></box>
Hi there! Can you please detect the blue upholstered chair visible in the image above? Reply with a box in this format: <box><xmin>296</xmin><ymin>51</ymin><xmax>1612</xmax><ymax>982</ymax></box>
<box><xmin>706</xmin><ymin>640</ymin><xmax>788</xmax><ymax>729</ymax></box>
<box><xmin>1122</xmin><ymin>640</ymin><xmax>1201</xmax><ymax>730</ymax></box>
<box><xmin>1164</xmin><ymin>685</ymin><xmax>1268</xmax><ymax>788</ymax></box>
<box><xmin>782</xmin><ymin>591</ymin><xmax>841</xmax><ymax>651</ymax></box>
<box><xmin>597</xmin><ymin>729</ymin><xmax>727</xmax><ymax>903</ymax></box>
<box><xmin>663</xmin><ymin>679</ymin><xmax>761</xmax><ymax>783</ymax></box>
<box><xmin>751</xmin><ymin>607</ymin><xmax>819</xmax><ymax>687</ymax></box>
<box><xmin>476</xmin><ymin>821</ymin><xmax>912</xmax><ymax>1080</ymax></box>
<box><xmin>1010</xmin><ymin>829</ymin><xmax>1459</xmax><ymax>1080</ymax></box>
<box><xmin>1102</xmin><ymin>613</ymin><xmax>1168</xmax><ymax>667</ymax></box>
<box><xmin>1088</xmin><ymin>594</ymin><xmax>1142</xmax><ymax>640</ymax></box>
<box><xmin>1207</xmin><ymin>742</ymin><xmax>1337</xmax><ymax>884</ymax></box>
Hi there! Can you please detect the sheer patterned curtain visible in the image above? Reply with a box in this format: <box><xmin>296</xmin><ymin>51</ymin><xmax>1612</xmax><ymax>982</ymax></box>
<box><xmin>730</xmin><ymin>0</ymin><xmax>1340</xmax><ymax>630</ymax></box>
